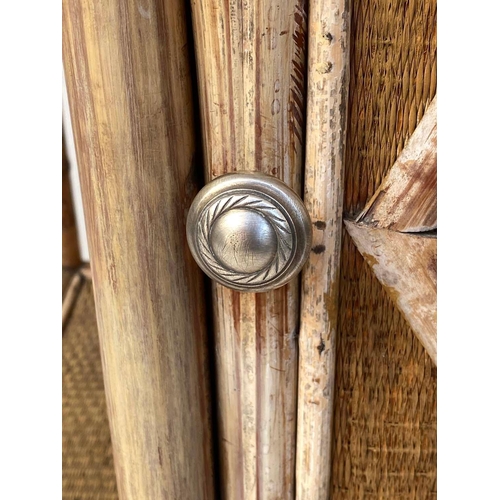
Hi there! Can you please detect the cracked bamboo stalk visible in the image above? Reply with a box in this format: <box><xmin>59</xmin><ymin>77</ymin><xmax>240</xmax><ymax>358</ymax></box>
<box><xmin>295</xmin><ymin>1</ymin><xmax>351</xmax><ymax>498</ymax></box>
<box><xmin>62</xmin><ymin>0</ymin><xmax>215</xmax><ymax>497</ymax></box>
<box><xmin>190</xmin><ymin>0</ymin><xmax>307</xmax><ymax>497</ymax></box>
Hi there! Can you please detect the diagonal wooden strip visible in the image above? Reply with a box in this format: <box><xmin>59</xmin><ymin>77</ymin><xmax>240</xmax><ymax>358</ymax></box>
<box><xmin>345</xmin><ymin>220</ymin><xmax>437</xmax><ymax>365</ymax></box>
<box><xmin>62</xmin><ymin>270</ymin><xmax>84</xmax><ymax>329</ymax></box>
<box><xmin>357</xmin><ymin>96</ymin><xmax>437</xmax><ymax>232</ymax></box>
<box><xmin>295</xmin><ymin>0</ymin><xmax>350</xmax><ymax>498</ymax></box>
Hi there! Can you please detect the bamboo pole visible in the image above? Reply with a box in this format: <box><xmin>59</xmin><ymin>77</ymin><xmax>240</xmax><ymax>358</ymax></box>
<box><xmin>190</xmin><ymin>0</ymin><xmax>307</xmax><ymax>497</ymax></box>
<box><xmin>295</xmin><ymin>0</ymin><xmax>351</xmax><ymax>498</ymax></box>
<box><xmin>62</xmin><ymin>133</ymin><xmax>81</xmax><ymax>268</ymax></box>
<box><xmin>62</xmin><ymin>0</ymin><xmax>215</xmax><ymax>498</ymax></box>
<box><xmin>62</xmin><ymin>270</ymin><xmax>84</xmax><ymax>329</ymax></box>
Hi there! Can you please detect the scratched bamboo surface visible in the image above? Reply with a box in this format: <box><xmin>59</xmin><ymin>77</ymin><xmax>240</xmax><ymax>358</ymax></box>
<box><xmin>295</xmin><ymin>0</ymin><xmax>350</xmax><ymax>498</ymax></box>
<box><xmin>332</xmin><ymin>0</ymin><xmax>437</xmax><ymax>497</ymax></box>
<box><xmin>62</xmin><ymin>0</ymin><xmax>215</xmax><ymax>498</ymax></box>
<box><xmin>190</xmin><ymin>0</ymin><xmax>307</xmax><ymax>497</ymax></box>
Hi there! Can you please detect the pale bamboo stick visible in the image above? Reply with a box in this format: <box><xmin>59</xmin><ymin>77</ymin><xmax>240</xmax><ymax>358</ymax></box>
<box><xmin>295</xmin><ymin>0</ymin><xmax>351</xmax><ymax>497</ymax></box>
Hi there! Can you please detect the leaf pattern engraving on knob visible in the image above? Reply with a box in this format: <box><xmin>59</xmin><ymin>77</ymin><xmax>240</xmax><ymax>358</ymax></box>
<box><xmin>197</xmin><ymin>192</ymin><xmax>295</xmax><ymax>287</ymax></box>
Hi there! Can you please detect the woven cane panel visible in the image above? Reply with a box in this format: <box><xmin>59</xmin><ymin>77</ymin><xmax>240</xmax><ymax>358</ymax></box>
<box><xmin>332</xmin><ymin>0</ymin><xmax>437</xmax><ymax>498</ymax></box>
<box><xmin>62</xmin><ymin>278</ymin><xmax>119</xmax><ymax>500</ymax></box>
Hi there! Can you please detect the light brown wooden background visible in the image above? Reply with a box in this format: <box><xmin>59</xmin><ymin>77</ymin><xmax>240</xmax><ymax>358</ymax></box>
<box><xmin>62</xmin><ymin>0</ymin><xmax>437</xmax><ymax>496</ymax></box>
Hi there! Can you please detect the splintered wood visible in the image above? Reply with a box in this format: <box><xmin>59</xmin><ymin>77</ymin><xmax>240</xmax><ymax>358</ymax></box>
<box><xmin>295</xmin><ymin>0</ymin><xmax>350</xmax><ymax>498</ymax></box>
<box><xmin>357</xmin><ymin>97</ymin><xmax>437</xmax><ymax>233</ymax></box>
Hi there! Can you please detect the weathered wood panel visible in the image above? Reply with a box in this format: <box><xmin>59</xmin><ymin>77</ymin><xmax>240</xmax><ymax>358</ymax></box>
<box><xmin>190</xmin><ymin>0</ymin><xmax>307</xmax><ymax>496</ymax></box>
<box><xmin>295</xmin><ymin>0</ymin><xmax>350</xmax><ymax>497</ymax></box>
<box><xmin>345</xmin><ymin>222</ymin><xmax>437</xmax><ymax>364</ymax></box>
<box><xmin>358</xmin><ymin>97</ymin><xmax>437</xmax><ymax>232</ymax></box>
<box><xmin>332</xmin><ymin>0</ymin><xmax>437</xmax><ymax>497</ymax></box>
<box><xmin>62</xmin><ymin>0</ymin><xmax>215</xmax><ymax>498</ymax></box>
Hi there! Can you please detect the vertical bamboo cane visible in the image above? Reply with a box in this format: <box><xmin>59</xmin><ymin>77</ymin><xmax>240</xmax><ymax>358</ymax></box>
<box><xmin>62</xmin><ymin>0</ymin><xmax>215</xmax><ymax>498</ymax></box>
<box><xmin>295</xmin><ymin>1</ymin><xmax>351</xmax><ymax>498</ymax></box>
<box><xmin>62</xmin><ymin>132</ymin><xmax>81</xmax><ymax>268</ymax></box>
<box><xmin>190</xmin><ymin>0</ymin><xmax>307</xmax><ymax>497</ymax></box>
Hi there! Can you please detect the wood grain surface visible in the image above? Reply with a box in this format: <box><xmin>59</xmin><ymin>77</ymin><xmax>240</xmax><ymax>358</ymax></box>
<box><xmin>62</xmin><ymin>133</ymin><xmax>81</xmax><ymax>268</ymax></box>
<box><xmin>63</xmin><ymin>0</ymin><xmax>215</xmax><ymax>498</ymax></box>
<box><xmin>345</xmin><ymin>222</ymin><xmax>437</xmax><ymax>364</ymax></box>
<box><xmin>358</xmin><ymin>97</ymin><xmax>437</xmax><ymax>233</ymax></box>
<box><xmin>295</xmin><ymin>0</ymin><xmax>350</xmax><ymax>498</ymax></box>
<box><xmin>332</xmin><ymin>0</ymin><xmax>437</xmax><ymax>497</ymax></box>
<box><xmin>190</xmin><ymin>0</ymin><xmax>307</xmax><ymax>496</ymax></box>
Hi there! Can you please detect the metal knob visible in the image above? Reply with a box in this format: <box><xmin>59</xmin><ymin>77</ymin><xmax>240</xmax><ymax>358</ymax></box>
<box><xmin>187</xmin><ymin>172</ymin><xmax>312</xmax><ymax>292</ymax></box>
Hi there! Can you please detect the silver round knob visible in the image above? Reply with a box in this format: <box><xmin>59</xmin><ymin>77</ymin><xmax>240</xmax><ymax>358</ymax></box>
<box><xmin>187</xmin><ymin>172</ymin><xmax>312</xmax><ymax>292</ymax></box>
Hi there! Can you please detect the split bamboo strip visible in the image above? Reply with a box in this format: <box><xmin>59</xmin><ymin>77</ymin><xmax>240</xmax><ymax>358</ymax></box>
<box><xmin>190</xmin><ymin>0</ymin><xmax>307</xmax><ymax>497</ymax></box>
<box><xmin>62</xmin><ymin>133</ymin><xmax>81</xmax><ymax>268</ymax></box>
<box><xmin>63</xmin><ymin>0</ymin><xmax>215</xmax><ymax>498</ymax></box>
<box><xmin>345</xmin><ymin>221</ymin><xmax>437</xmax><ymax>364</ymax></box>
<box><xmin>295</xmin><ymin>0</ymin><xmax>350</xmax><ymax>498</ymax></box>
<box><xmin>358</xmin><ymin>97</ymin><xmax>437</xmax><ymax>232</ymax></box>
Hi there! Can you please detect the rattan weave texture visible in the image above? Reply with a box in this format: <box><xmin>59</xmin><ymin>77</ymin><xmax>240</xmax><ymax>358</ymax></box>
<box><xmin>332</xmin><ymin>0</ymin><xmax>437</xmax><ymax>497</ymax></box>
<box><xmin>62</xmin><ymin>276</ymin><xmax>118</xmax><ymax>500</ymax></box>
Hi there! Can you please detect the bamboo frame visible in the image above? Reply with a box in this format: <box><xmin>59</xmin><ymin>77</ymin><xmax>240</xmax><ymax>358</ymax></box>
<box><xmin>295</xmin><ymin>0</ymin><xmax>351</xmax><ymax>498</ymax></box>
<box><xmin>62</xmin><ymin>133</ymin><xmax>81</xmax><ymax>268</ymax></box>
<box><xmin>62</xmin><ymin>0</ymin><xmax>215</xmax><ymax>497</ymax></box>
<box><xmin>190</xmin><ymin>0</ymin><xmax>307</xmax><ymax>496</ymax></box>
